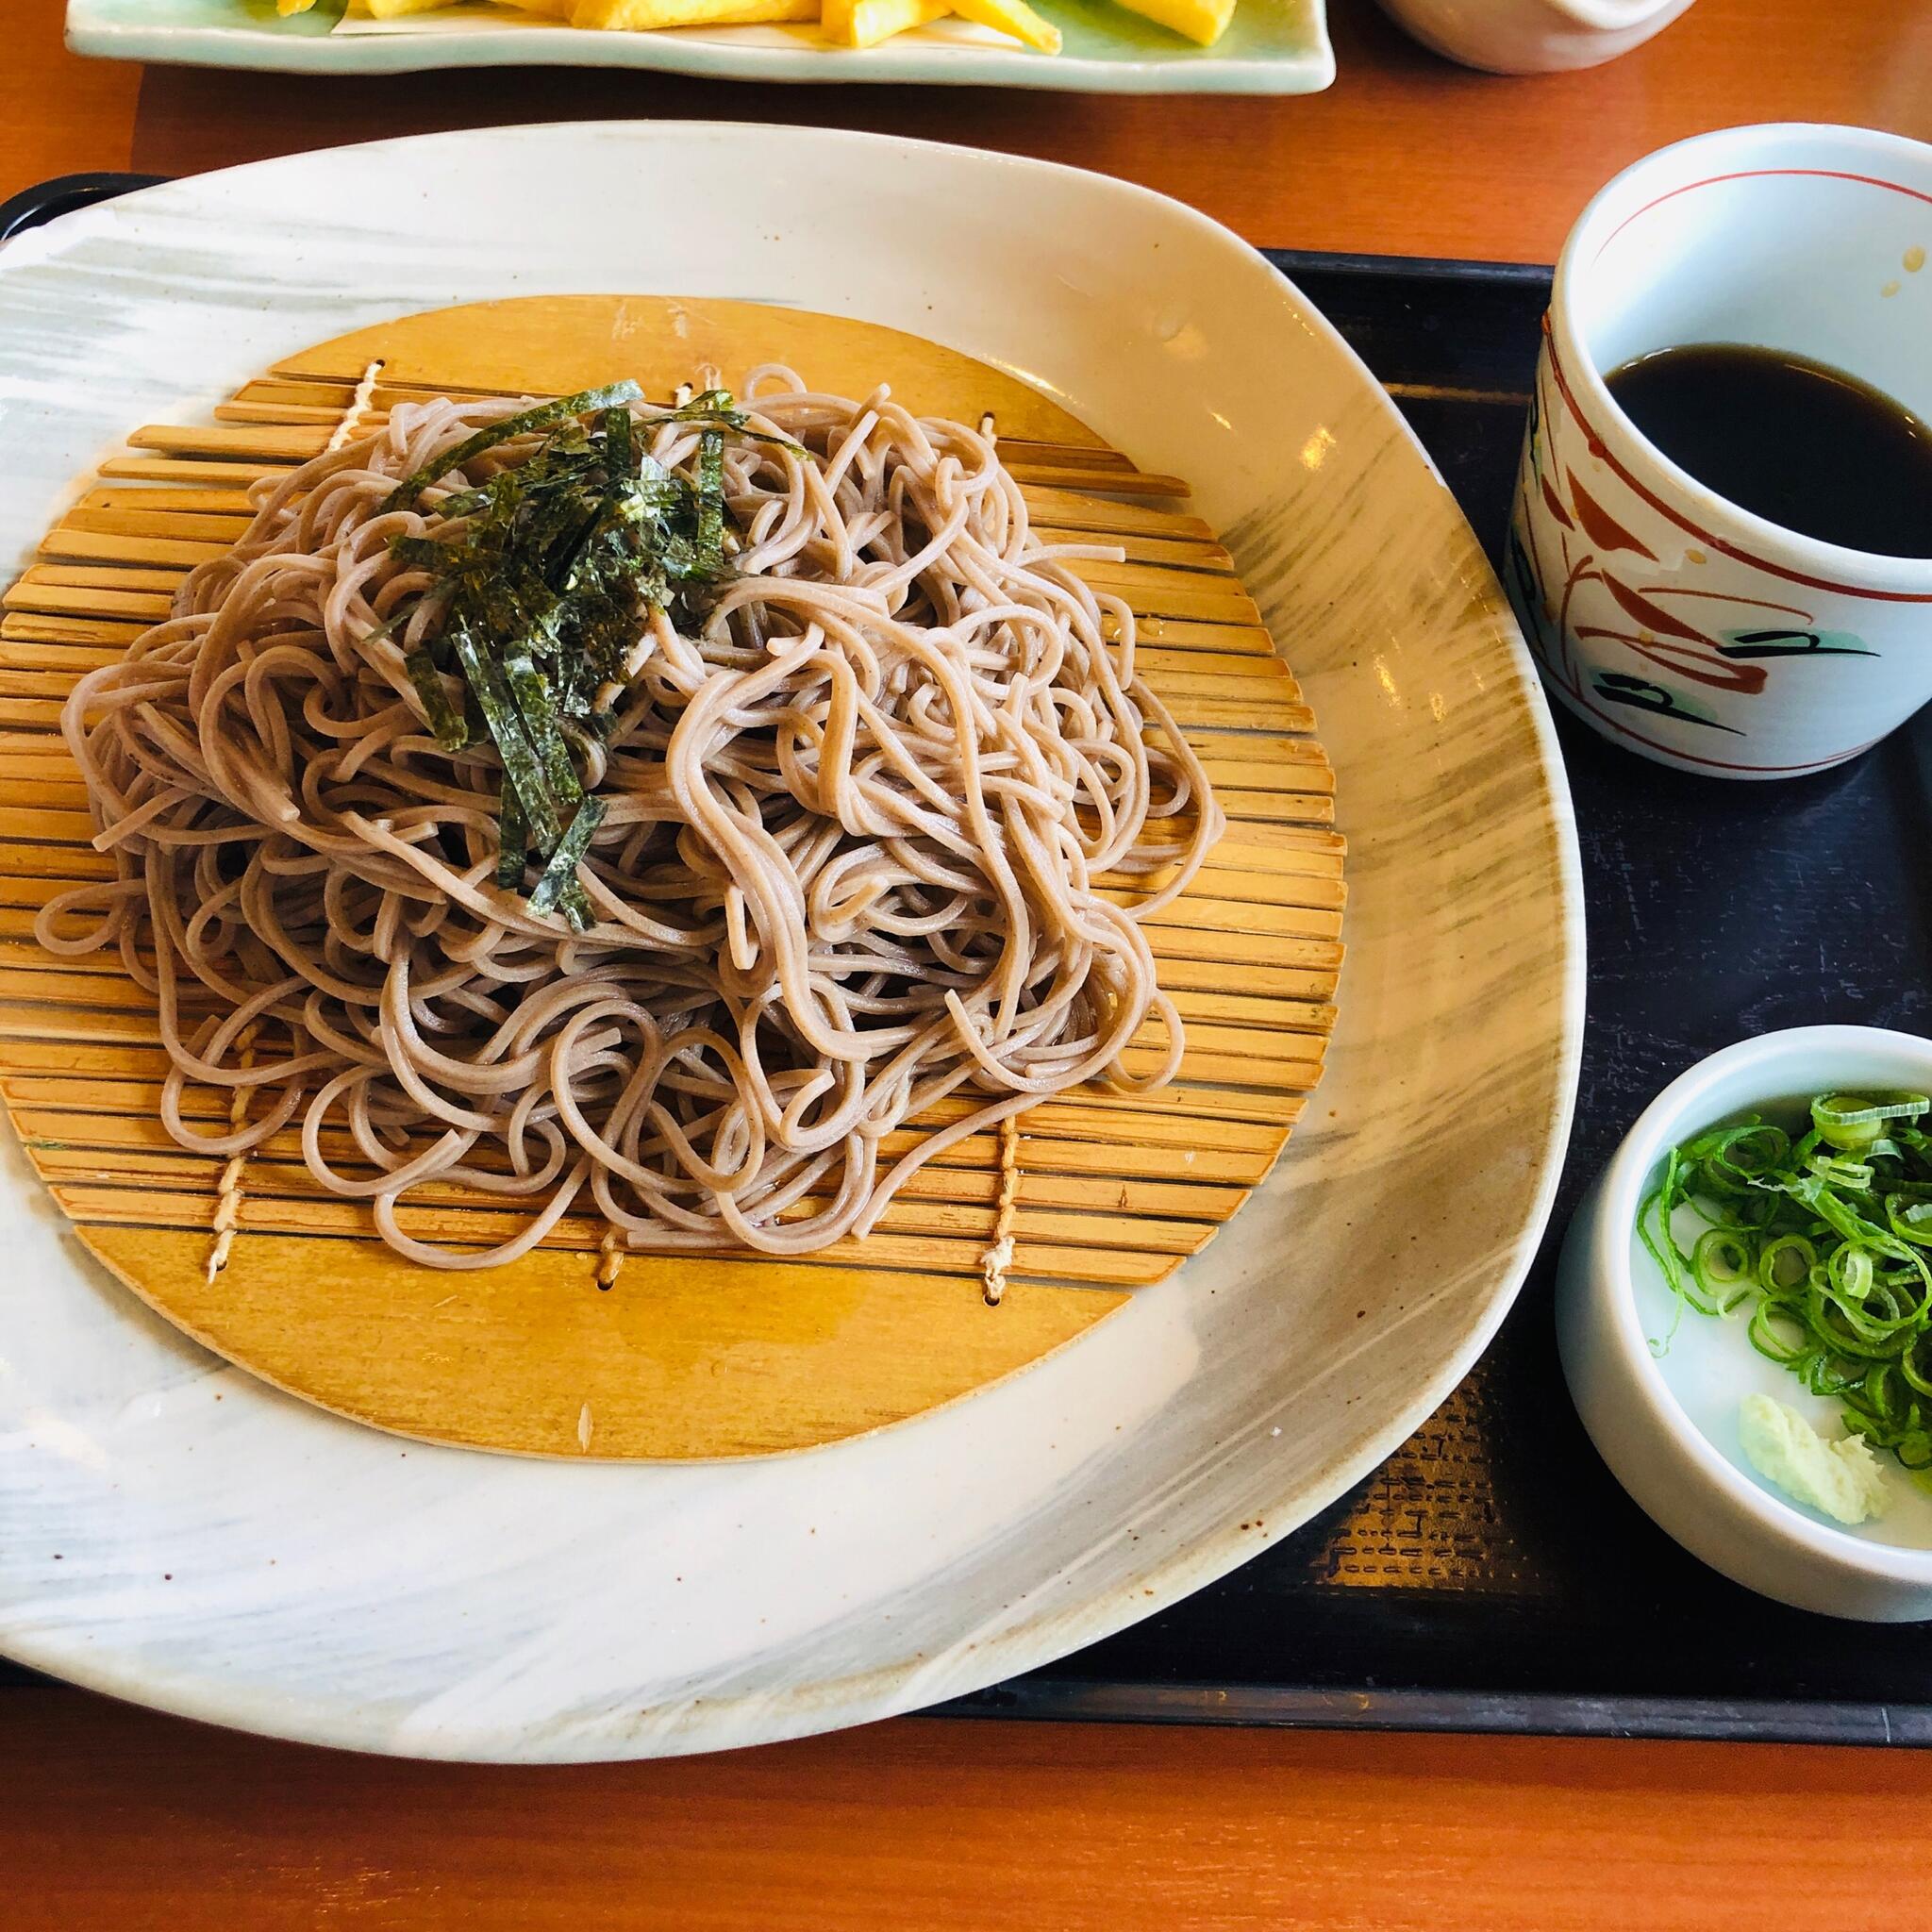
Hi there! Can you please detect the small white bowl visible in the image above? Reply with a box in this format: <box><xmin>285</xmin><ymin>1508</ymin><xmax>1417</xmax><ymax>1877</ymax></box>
<box><xmin>1558</xmin><ymin>1025</ymin><xmax>1932</xmax><ymax>1621</ymax></box>
<box><xmin>1374</xmin><ymin>0</ymin><xmax>1696</xmax><ymax>75</ymax></box>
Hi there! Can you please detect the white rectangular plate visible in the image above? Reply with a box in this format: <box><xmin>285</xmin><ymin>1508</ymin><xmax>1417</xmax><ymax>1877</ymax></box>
<box><xmin>66</xmin><ymin>0</ymin><xmax>1334</xmax><ymax>94</ymax></box>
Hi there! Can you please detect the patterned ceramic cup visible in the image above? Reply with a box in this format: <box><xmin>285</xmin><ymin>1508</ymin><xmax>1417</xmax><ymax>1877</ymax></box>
<box><xmin>1507</xmin><ymin>124</ymin><xmax>1932</xmax><ymax>777</ymax></box>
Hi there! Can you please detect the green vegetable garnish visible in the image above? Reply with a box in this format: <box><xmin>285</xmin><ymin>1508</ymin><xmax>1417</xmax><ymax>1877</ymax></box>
<box><xmin>1641</xmin><ymin>1090</ymin><xmax>1932</xmax><ymax>1470</ymax></box>
<box><xmin>444</xmin><ymin>621</ymin><xmax>563</xmax><ymax>851</ymax></box>
<box><xmin>496</xmin><ymin>780</ymin><xmax>528</xmax><ymax>892</ymax></box>
<box><xmin>527</xmin><ymin>794</ymin><xmax>608</xmax><ymax>924</ymax></box>
<box><xmin>693</xmin><ymin>426</ymin><xmax>726</xmax><ymax>575</ymax></box>
<box><xmin>378</xmin><ymin>382</ymin><xmax>645</xmax><ymax>515</ymax></box>
<box><xmin>374</xmin><ymin>383</ymin><xmax>764</xmax><ymax>923</ymax></box>
<box><xmin>402</xmin><ymin>644</ymin><xmax>470</xmax><ymax>754</ymax></box>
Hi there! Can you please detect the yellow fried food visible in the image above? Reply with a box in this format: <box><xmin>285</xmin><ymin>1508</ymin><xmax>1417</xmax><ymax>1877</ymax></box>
<box><xmin>1105</xmin><ymin>0</ymin><xmax>1232</xmax><ymax>43</ymax></box>
<box><xmin>325</xmin><ymin>0</ymin><xmax>1066</xmax><ymax>44</ymax></box>
<box><xmin>323</xmin><ymin>0</ymin><xmax>1057</xmax><ymax>43</ymax></box>
<box><xmin>575</xmin><ymin>0</ymin><xmax>815</xmax><ymax>21</ymax></box>
<box><xmin>822</xmin><ymin>0</ymin><xmax>951</xmax><ymax>45</ymax></box>
<box><xmin>950</xmin><ymin>0</ymin><xmax>1058</xmax><ymax>49</ymax></box>
<box><xmin>353</xmin><ymin>0</ymin><xmax>469</xmax><ymax>17</ymax></box>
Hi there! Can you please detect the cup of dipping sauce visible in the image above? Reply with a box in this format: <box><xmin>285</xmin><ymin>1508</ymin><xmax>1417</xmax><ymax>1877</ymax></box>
<box><xmin>1507</xmin><ymin>124</ymin><xmax>1932</xmax><ymax>778</ymax></box>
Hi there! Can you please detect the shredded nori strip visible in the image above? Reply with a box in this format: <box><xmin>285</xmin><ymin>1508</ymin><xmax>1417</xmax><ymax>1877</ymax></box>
<box><xmin>527</xmin><ymin>794</ymin><xmax>608</xmax><ymax>920</ymax></box>
<box><xmin>403</xmin><ymin>645</ymin><xmax>469</xmax><ymax>753</ymax></box>
<box><xmin>603</xmin><ymin>403</ymin><xmax>634</xmax><ymax>481</ymax></box>
<box><xmin>495</xmin><ymin>781</ymin><xmax>527</xmax><ymax>891</ymax></box>
<box><xmin>555</xmin><ymin>876</ymin><xmax>595</xmax><ymax>933</ymax></box>
<box><xmin>445</xmin><ymin>622</ymin><xmax>563</xmax><ymax>850</ymax></box>
<box><xmin>501</xmin><ymin>647</ymin><xmax>583</xmax><ymax>815</ymax></box>
<box><xmin>380</xmin><ymin>382</ymin><xmax>643</xmax><ymax>514</ymax></box>
<box><xmin>693</xmin><ymin>428</ymin><xmax>725</xmax><ymax>577</ymax></box>
<box><xmin>382</xmin><ymin>385</ymin><xmax>754</xmax><ymax>919</ymax></box>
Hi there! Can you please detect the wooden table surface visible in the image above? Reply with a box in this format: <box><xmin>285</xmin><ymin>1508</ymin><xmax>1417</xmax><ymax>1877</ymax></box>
<box><xmin>9</xmin><ymin>0</ymin><xmax>1931</xmax><ymax>258</ymax></box>
<box><xmin>6</xmin><ymin>1</ymin><xmax>1932</xmax><ymax>1924</ymax></box>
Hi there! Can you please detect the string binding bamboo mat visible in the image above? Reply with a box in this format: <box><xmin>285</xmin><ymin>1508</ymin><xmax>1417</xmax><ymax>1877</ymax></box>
<box><xmin>0</xmin><ymin>295</ymin><xmax>1342</xmax><ymax>1458</ymax></box>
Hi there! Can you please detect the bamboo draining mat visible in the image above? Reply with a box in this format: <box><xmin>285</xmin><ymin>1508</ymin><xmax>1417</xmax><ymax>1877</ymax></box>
<box><xmin>0</xmin><ymin>296</ymin><xmax>1341</xmax><ymax>1457</ymax></box>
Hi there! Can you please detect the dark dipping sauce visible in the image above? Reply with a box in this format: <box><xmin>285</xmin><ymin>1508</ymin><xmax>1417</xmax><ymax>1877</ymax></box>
<box><xmin>1605</xmin><ymin>342</ymin><xmax>1932</xmax><ymax>559</ymax></box>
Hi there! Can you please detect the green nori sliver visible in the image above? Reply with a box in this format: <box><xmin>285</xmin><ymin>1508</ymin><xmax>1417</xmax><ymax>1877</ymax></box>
<box><xmin>379</xmin><ymin>381</ymin><xmax>643</xmax><ymax>515</ymax></box>
<box><xmin>496</xmin><ymin>779</ymin><xmax>527</xmax><ymax>891</ymax></box>
<box><xmin>403</xmin><ymin>645</ymin><xmax>470</xmax><ymax>753</ymax></box>
<box><xmin>527</xmin><ymin>793</ymin><xmax>608</xmax><ymax>919</ymax></box>
<box><xmin>377</xmin><ymin>386</ymin><xmax>762</xmax><ymax>920</ymax></box>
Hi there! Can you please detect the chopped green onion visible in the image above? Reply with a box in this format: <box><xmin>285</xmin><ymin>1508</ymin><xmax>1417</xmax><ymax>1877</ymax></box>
<box><xmin>1641</xmin><ymin>1090</ymin><xmax>1932</xmax><ymax>1476</ymax></box>
<box><xmin>1645</xmin><ymin>1090</ymin><xmax>1932</xmax><ymax>1475</ymax></box>
<box><xmin>1757</xmin><ymin>1231</ymin><xmax>1816</xmax><ymax>1293</ymax></box>
<box><xmin>1691</xmin><ymin>1228</ymin><xmax>1754</xmax><ymax>1310</ymax></box>
<box><xmin>1808</xmin><ymin>1151</ymin><xmax>1875</xmax><ymax>1191</ymax></box>
<box><xmin>1700</xmin><ymin>1122</ymin><xmax>1790</xmax><ymax>1189</ymax></box>
<box><xmin>1813</xmin><ymin>1091</ymin><xmax>1931</xmax><ymax>1151</ymax></box>
<box><xmin>1890</xmin><ymin>1198</ymin><xmax>1932</xmax><ymax>1248</ymax></box>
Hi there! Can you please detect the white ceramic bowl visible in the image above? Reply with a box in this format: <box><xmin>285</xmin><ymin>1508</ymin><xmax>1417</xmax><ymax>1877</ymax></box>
<box><xmin>1559</xmin><ymin>1025</ymin><xmax>1932</xmax><ymax>1622</ymax></box>
<box><xmin>1509</xmin><ymin>124</ymin><xmax>1932</xmax><ymax>779</ymax></box>
<box><xmin>1374</xmin><ymin>0</ymin><xmax>1694</xmax><ymax>75</ymax></box>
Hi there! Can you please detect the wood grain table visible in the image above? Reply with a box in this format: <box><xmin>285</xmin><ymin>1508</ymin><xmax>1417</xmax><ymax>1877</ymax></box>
<box><xmin>6</xmin><ymin>1</ymin><xmax>1932</xmax><ymax>1924</ymax></box>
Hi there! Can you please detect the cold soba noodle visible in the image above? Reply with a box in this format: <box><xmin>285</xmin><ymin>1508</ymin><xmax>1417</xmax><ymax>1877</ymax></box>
<box><xmin>40</xmin><ymin>372</ymin><xmax>1222</xmax><ymax>1270</ymax></box>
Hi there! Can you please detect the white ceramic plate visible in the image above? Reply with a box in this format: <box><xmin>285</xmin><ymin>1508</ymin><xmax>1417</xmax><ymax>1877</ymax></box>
<box><xmin>0</xmin><ymin>123</ymin><xmax>1581</xmax><ymax>1761</ymax></box>
<box><xmin>65</xmin><ymin>0</ymin><xmax>1335</xmax><ymax>95</ymax></box>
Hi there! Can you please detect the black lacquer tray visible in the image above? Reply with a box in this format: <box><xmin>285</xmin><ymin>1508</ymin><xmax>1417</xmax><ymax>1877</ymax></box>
<box><xmin>6</xmin><ymin>175</ymin><xmax>1929</xmax><ymax>1746</ymax></box>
